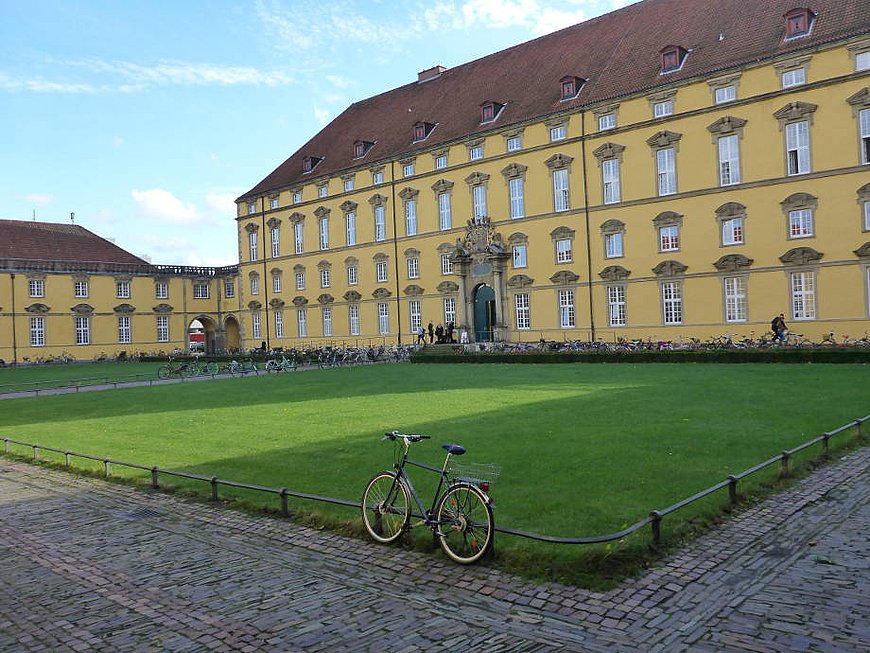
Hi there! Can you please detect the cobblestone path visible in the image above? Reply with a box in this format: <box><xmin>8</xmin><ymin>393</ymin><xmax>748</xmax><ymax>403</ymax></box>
<box><xmin>0</xmin><ymin>447</ymin><xmax>867</xmax><ymax>652</ymax></box>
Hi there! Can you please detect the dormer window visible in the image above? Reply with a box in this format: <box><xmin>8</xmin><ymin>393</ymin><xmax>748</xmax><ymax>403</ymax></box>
<box><xmin>413</xmin><ymin>121</ymin><xmax>436</xmax><ymax>142</ymax></box>
<box><xmin>661</xmin><ymin>46</ymin><xmax>688</xmax><ymax>74</ymax></box>
<box><xmin>480</xmin><ymin>101</ymin><xmax>505</xmax><ymax>124</ymax></box>
<box><xmin>559</xmin><ymin>76</ymin><xmax>584</xmax><ymax>101</ymax></box>
<box><xmin>353</xmin><ymin>140</ymin><xmax>374</xmax><ymax>159</ymax></box>
<box><xmin>302</xmin><ymin>155</ymin><xmax>323</xmax><ymax>174</ymax></box>
<box><xmin>784</xmin><ymin>8</ymin><xmax>814</xmax><ymax>40</ymax></box>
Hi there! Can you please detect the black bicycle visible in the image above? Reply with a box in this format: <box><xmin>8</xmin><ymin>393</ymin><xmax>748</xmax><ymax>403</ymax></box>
<box><xmin>361</xmin><ymin>431</ymin><xmax>499</xmax><ymax>564</ymax></box>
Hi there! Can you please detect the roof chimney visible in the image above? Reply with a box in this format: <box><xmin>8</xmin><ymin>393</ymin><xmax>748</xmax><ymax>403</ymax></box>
<box><xmin>417</xmin><ymin>65</ymin><xmax>446</xmax><ymax>83</ymax></box>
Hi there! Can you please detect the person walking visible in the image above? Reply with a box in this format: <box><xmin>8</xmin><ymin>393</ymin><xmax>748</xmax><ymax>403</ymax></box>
<box><xmin>416</xmin><ymin>325</ymin><xmax>426</xmax><ymax>344</ymax></box>
<box><xmin>427</xmin><ymin>321</ymin><xmax>434</xmax><ymax>344</ymax></box>
<box><xmin>771</xmin><ymin>313</ymin><xmax>787</xmax><ymax>343</ymax></box>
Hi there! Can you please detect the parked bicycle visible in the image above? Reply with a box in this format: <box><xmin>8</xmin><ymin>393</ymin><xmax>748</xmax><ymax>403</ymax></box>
<box><xmin>219</xmin><ymin>358</ymin><xmax>259</xmax><ymax>376</ymax></box>
<box><xmin>157</xmin><ymin>357</ymin><xmax>190</xmax><ymax>379</ymax></box>
<box><xmin>361</xmin><ymin>431</ymin><xmax>499</xmax><ymax>564</ymax></box>
<box><xmin>265</xmin><ymin>354</ymin><xmax>298</xmax><ymax>373</ymax></box>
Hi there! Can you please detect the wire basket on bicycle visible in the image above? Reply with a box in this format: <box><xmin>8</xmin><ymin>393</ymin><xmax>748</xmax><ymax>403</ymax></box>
<box><xmin>449</xmin><ymin>462</ymin><xmax>501</xmax><ymax>492</ymax></box>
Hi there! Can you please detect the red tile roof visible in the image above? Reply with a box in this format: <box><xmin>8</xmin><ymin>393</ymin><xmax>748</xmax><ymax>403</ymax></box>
<box><xmin>0</xmin><ymin>220</ymin><xmax>149</xmax><ymax>266</ymax></box>
<box><xmin>239</xmin><ymin>0</ymin><xmax>869</xmax><ymax>201</ymax></box>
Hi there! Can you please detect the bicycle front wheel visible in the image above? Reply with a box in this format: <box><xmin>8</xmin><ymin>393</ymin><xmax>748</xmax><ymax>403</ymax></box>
<box><xmin>157</xmin><ymin>365</ymin><xmax>171</xmax><ymax>380</ymax></box>
<box><xmin>436</xmin><ymin>483</ymin><xmax>494</xmax><ymax>564</ymax></box>
<box><xmin>205</xmin><ymin>361</ymin><xmax>219</xmax><ymax>375</ymax></box>
<box><xmin>361</xmin><ymin>472</ymin><xmax>410</xmax><ymax>544</ymax></box>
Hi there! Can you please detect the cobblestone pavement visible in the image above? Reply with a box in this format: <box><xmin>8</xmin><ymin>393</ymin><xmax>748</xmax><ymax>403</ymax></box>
<box><xmin>0</xmin><ymin>447</ymin><xmax>867</xmax><ymax>652</ymax></box>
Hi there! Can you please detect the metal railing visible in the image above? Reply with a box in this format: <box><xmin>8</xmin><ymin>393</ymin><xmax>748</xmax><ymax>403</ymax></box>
<box><xmin>2</xmin><ymin>415</ymin><xmax>866</xmax><ymax>546</ymax></box>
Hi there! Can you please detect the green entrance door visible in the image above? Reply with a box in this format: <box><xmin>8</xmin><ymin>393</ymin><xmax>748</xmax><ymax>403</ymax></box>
<box><xmin>473</xmin><ymin>285</ymin><xmax>495</xmax><ymax>342</ymax></box>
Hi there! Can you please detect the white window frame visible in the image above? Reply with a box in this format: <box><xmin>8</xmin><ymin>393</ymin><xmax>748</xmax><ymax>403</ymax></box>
<box><xmin>320</xmin><ymin>268</ymin><xmax>331</xmax><ymax>288</ymax></box>
<box><xmin>318</xmin><ymin>184</ymin><xmax>328</xmax><ymax>198</ymax></box>
<box><xmin>28</xmin><ymin>279</ymin><xmax>44</xmax><ymax>298</ymax></box>
<box><xmin>378</xmin><ymin>302</ymin><xmax>390</xmax><ymax>335</ymax></box>
<box><xmin>402</xmin><ymin>162</ymin><xmax>415</xmax><ymax>178</ymax></box>
<box><xmin>605</xmin><ymin>232</ymin><xmax>623</xmax><ymax>258</ymax></box>
<box><xmin>30</xmin><ymin>316</ymin><xmax>45</xmax><ymax>346</ymax></box>
<box><xmin>553</xmin><ymin>168</ymin><xmax>570</xmax><ymax>212</ymax></box>
<box><xmin>791</xmin><ymin>271</ymin><xmax>816</xmax><ymax>320</ymax></box>
<box><xmin>293</xmin><ymin>190</ymin><xmax>302</xmax><ymax>204</ymax></box>
<box><xmin>374</xmin><ymin>205</ymin><xmax>386</xmax><ymax>242</ymax></box>
<box><xmin>468</xmin><ymin>145</ymin><xmax>483</xmax><ymax>161</ymax></box>
<box><xmin>408</xmin><ymin>300</ymin><xmax>422</xmax><ymax>333</ymax></box>
<box><xmin>76</xmin><ymin>316</ymin><xmax>91</xmax><ymax>345</ymax></box>
<box><xmin>156</xmin><ymin>315</ymin><xmax>169</xmax><ymax>343</ymax></box>
<box><xmin>786</xmin><ymin>120</ymin><xmax>811</xmax><ymax>175</ymax></box>
<box><xmin>347</xmin><ymin>265</ymin><xmax>358</xmax><ymax>286</ymax></box>
<box><xmin>407</xmin><ymin>257</ymin><xmax>419</xmax><ymax>279</ymax></box>
<box><xmin>272</xmin><ymin>272</ymin><xmax>281</xmax><ymax>293</ymax></box>
<box><xmin>295</xmin><ymin>271</ymin><xmax>305</xmax><ymax>291</ymax></box>
<box><xmin>509</xmin><ymin>177</ymin><xmax>525</xmax><ymax>219</ymax></box>
<box><xmin>74</xmin><ymin>280</ymin><xmax>89</xmax><ymax>298</ymax></box>
<box><xmin>343</xmin><ymin>178</ymin><xmax>354</xmax><ymax>192</ymax></box>
<box><xmin>275</xmin><ymin>310</ymin><xmax>284</xmax><ymax>338</ymax></box>
<box><xmin>602</xmin><ymin>158</ymin><xmax>621</xmax><ymax>204</ymax></box>
<box><xmin>549</xmin><ymin>125</ymin><xmax>567</xmax><ymax>141</ymax></box>
<box><xmin>781</xmin><ymin>67</ymin><xmax>806</xmax><ymax>88</ymax></box>
<box><xmin>607</xmin><ymin>285</ymin><xmax>626</xmax><ymax>327</ymax></box>
<box><xmin>376</xmin><ymin>261</ymin><xmax>388</xmax><ymax>283</ymax></box>
<box><xmin>472</xmin><ymin>184</ymin><xmax>487</xmax><ymax>220</ymax></box>
<box><xmin>788</xmin><ymin>209</ymin><xmax>814</xmax><ymax>239</ymax></box>
<box><xmin>193</xmin><ymin>282</ymin><xmax>209</xmax><ymax>299</ymax></box>
<box><xmin>435</xmin><ymin>154</ymin><xmax>448</xmax><ymax>169</ymax></box>
<box><xmin>349</xmin><ymin>304</ymin><xmax>360</xmax><ymax>336</ymax></box>
<box><xmin>249</xmin><ymin>231</ymin><xmax>258</xmax><ymax>261</ymax></box>
<box><xmin>512</xmin><ymin>244</ymin><xmax>527</xmax><ymax>268</ymax></box>
<box><xmin>724</xmin><ymin>276</ymin><xmax>747</xmax><ymax>323</ymax></box>
<box><xmin>598</xmin><ymin>113</ymin><xmax>616</xmax><ymax>131</ymax></box>
<box><xmin>224</xmin><ymin>280</ymin><xmax>234</xmax><ymax>298</ymax></box>
<box><xmin>438</xmin><ymin>192</ymin><xmax>452</xmax><ymax>230</ymax></box>
<box><xmin>662</xmin><ymin>281</ymin><xmax>683</xmax><ymax>325</ymax></box>
<box><xmin>116</xmin><ymin>280</ymin><xmax>131</xmax><ymax>299</ymax></box>
<box><xmin>556</xmin><ymin>238</ymin><xmax>572</xmax><ymax>263</ymax></box>
<box><xmin>864</xmin><ymin>200</ymin><xmax>870</xmax><ymax>231</ymax></box>
<box><xmin>653</xmin><ymin>100</ymin><xmax>673</xmax><ymax>118</ymax></box>
<box><xmin>558</xmin><ymin>289</ymin><xmax>575</xmax><ymax>328</ymax></box>
<box><xmin>506</xmin><ymin>136</ymin><xmax>522</xmax><ymax>152</ymax></box>
<box><xmin>722</xmin><ymin>217</ymin><xmax>744</xmax><ymax>246</ymax></box>
<box><xmin>443</xmin><ymin>297</ymin><xmax>456</xmax><ymax>327</ymax></box>
<box><xmin>297</xmin><ymin>309</ymin><xmax>307</xmax><ymax>337</ymax></box>
<box><xmin>718</xmin><ymin>134</ymin><xmax>741</xmax><ymax>186</ymax></box>
<box><xmin>247</xmin><ymin>202</ymin><xmax>256</xmax><ymax>215</ymax></box>
<box><xmin>714</xmin><ymin>85</ymin><xmax>737</xmax><ymax>104</ymax></box>
<box><xmin>252</xmin><ymin>312</ymin><xmax>261</xmax><ymax>339</ymax></box>
<box><xmin>659</xmin><ymin>225</ymin><xmax>680</xmax><ymax>252</ymax></box>
<box><xmin>372</xmin><ymin>169</ymin><xmax>385</xmax><ymax>185</ymax></box>
<box><xmin>294</xmin><ymin>223</ymin><xmax>304</xmax><ymax>254</ymax></box>
<box><xmin>515</xmin><ymin>293</ymin><xmax>530</xmax><ymax>330</ymax></box>
<box><xmin>118</xmin><ymin>315</ymin><xmax>131</xmax><ymax>344</ymax></box>
<box><xmin>250</xmin><ymin>274</ymin><xmax>260</xmax><ymax>296</ymax></box>
<box><xmin>656</xmin><ymin>147</ymin><xmax>677</xmax><ymax>196</ymax></box>
<box><xmin>346</xmin><ymin>211</ymin><xmax>357</xmax><ymax>246</ymax></box>
<box><xmin>859</xmin><ymin>108</ymin><xmax>870</xmax><ymax>165</ymax></box>
<box><xmin>271</xmin><ymin>227</ymin><xmax>280</xmax><ymax>257</ymax></box>
<box><xmin>270</xmin><ymin>196</ymin><xmax>279</xmax><ymax>210</ymax></box>
<box><xmin>441</xmin><ymin>254</ymin><xmax>453</xmax><ymax>275</ymax></box>
<box><xmin>322</xmin><ymin>307</ymin><xmax>332</xmax><ymax>337</ymax></box>
<box><xmin>319</xmin><ymin>217</ymin><xmax>329</xmax><ymax>250</ymax></box>
<box><xmin>404</xmin><ymin>199</ymin><xmax>417</xmax><ymax>236</ymax></box>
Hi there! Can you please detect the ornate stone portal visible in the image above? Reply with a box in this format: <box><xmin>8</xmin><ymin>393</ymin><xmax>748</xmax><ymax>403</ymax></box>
<box><xmin>449</xmin><ymin>216</ymin><xmax>510</xmax><ymax>342</ymax></box>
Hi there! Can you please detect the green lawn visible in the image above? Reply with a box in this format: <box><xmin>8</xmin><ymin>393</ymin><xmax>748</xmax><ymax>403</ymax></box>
<box><xmin>1</xmin><ymin>362</ymin><xmax>866</xmax><ymax>587</ymax></box>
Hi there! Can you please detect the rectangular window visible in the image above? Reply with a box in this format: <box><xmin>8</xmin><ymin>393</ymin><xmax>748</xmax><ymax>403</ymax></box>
<box><xmin>28</xmin><ymin>279</ymin><xmax>44</xmax><ymax>297</ymax></box>
<box><xmin>602</xmin><ymin>159</ymin><xmax>621</xmax><ymax>204</ymax></box>
<box><xmin>435</xmin><ymin>154</ymin><xmax>448</xmax><ymax>169</ymax></box>
<box><xmin>509</xmin><ymin>177</ymin><xmax>525</xmax><ymax>218</ymax></box>
<box><xmin>860</xmin><ymin>108</ymin><xmax>870</xmax><ymax>165</ymax></box>
<box><xmin>512</xmin><ymin>244</ymin><xmax>527</xmax><ymax>268</ymax></box>
<box><xmin>275</xmin><ymin>310</ymin><xmax>284</xmax><ymax>338</ymax></box>
<box><xmin>346</xmin><ymin>211</ymin><xmax>357</xmax><ymax>246</ymax></box>
<box><xmin>659</xmin><ymin>225</ymin><xmax>680</xmax><ymax>251</ymax></box>
<box><xmin>441</xmin><ymin>254</ymin><xmax>453</xmax><ymax>275</ymax></box>
<box><xmin>556</xmin><ymin>239</ymin><xmax>572</xmax><ymax>263</ymax></box>
<box><xmin>372</xmin><ymin>170</ymin><xmax>384</xmax><ymax>185</ymax></box>
<box><xmin>74</xmin><ymin>280</ymin><xmax>89</xmax><ymax>298</ymax></box>
<box><xmin>724</xmin><ymin>276</ymin><xmax>747</xmax><ymax>323</ymax></box>
<box><xmin>857</xmin><ymin>51</ymin><xmax>870</xmax><ymax>71</ymax></box>
<box><xmin>271</xmin><ymin>227</ymin><xmax>280</xmax><ymax>257</ymax></box>
<box><xmin>781</xmin><ymin>68</ymin><xmax>806</xmax><ymax>88</ymax></box>
<box><xmin>789</xmin><ymin>209</ymin><xmax>814</xmax><ymax>238</ymax></box>
<box><xmin>349</xmin><ymin>304</ymin><xmax>360</xmax><ymax>336</ymax></box>
<box><xmin>472</xmin><ymin>185</ymin><xmax>487</xmax><ymax>220</ymax></box>
<box><xmin>407</xmin><ymin>257</ymin><xmax>419</xmax><ymax>279</ymax></box>
<box><xmin>722</xmin><ymin>217</ymin><xmax>744</xmax><ymax>245</ymax></box>
<box><xmin>318</xmin><ymin>185</ymin><xmax>328</xmax><ymax>198</ymax></box>
<box><xmin>786</xmin><ymin>120</ymin><xmax>810</xmax><ymax>175</ymax></box>
<box><xmin>791</xmin><ymin>271</ymin><xmax>816</xmax><ymax>319</ymax></box>
<box><xmin>154</xmin><ymin>281</ymin><xmax>168</xmax><ymax>299</ymax></box>
<box><xmin>319</xmin><ymin>217</ymin><xmax>329</xmax><ymax>250</ymax></box>
<box><xmin>320</xmin><ymin>268</ymin><xmax>330</xmax><ymax>288</ymax></box>
<box><xmin>598</xmin><ymin>113</ymin><xmax>616</xmax><ymax>131</ymax></box>
<box><xmin>378</xmin><ymin>302</ymin><xmax>389</xmax><ymax>334</ymax></box>
<box><xmin>506</xmin><ymin>136</ymin><xmax>522</xmax><ymax>152</ymax></box>
<box><xmin>252</xmin><ymin>312</ymin><xmax>261</xmax><ymax>339</ymax></box>
<box><xmin>116</xmin><ymin>281</ymin><xmax>130</xmax><ymax>299</ymax></box>
<box><xmin>468</xmin><ymin>145</ymin><xmax>483</xmax><ymax>161</ymax></box>
<box><xmin>558</xmin><ymin>289</ymin><xmax>575</xmax><ymax>328</ymax></box>
<box><xmin>402</xmin><ymin>162</ymin><xmax>415</xmax><ymax>178</ymax></box>
<box><xmin>224</xmin><ymin>281</ymin><xmax>235</xmax><ymax>298</ymax></box>
<box><xmin>297</xmin><ymin>309</ymin><xmax>307</xmax><ymax>337</ymax></box>
<box><xmin>295</xmin><ymin>272</ymin><xmax>305</xmax><ymax>290</ymax></box>
<box><xmin>374</xmin><ymin>206</ymin><xmax>386</xmax><ymax>241</ymax></box>
<box><xmin>405</xmin><ymin>199</ymin><xmax>417</xmax><ymax>236</ymax></box>
<box><xmin>194</xmin><ymin>282</ymin><xmax>209</xmax><ymax>299</ymax></box>
<box><xmin>247</xmin><ymin>202</ymin><xmax>256</xmax><ymax>215</ymax></box>
<box><xmin>714</xmin><ymin>85</ymin><xmax>737</xmax><ymax>104</ymax></box>
<box><xmin>605</xmin><ymin>232</ymin><xmax>623</xmax><ymax>258</ymax></box>
<box><xmin>376</xmin><ymin>261</ymin><xmax>388</xmax><ymax>283</ymax></box>
<box><xmin>118</xmin><ymin>315</ymin><xmax>131</xmax><ymax>344</ymax></box>
<box><xmin>250</xmin><ymin>275</ymin><xmax>259</xmax><ymax>295</ymax></box>
<box><xmin>322</xmin><ymin>307</ymin><xmax>332</xmax><ymax>337</ymax></box>
<box><xmin>864</xmin><ymin>201</ymin><xmax>870</xmax><ymax>231</ymax></box>
<box><xmin>270</xmin><ymin>196</ymin><xmax>279</xmax><ymax>210</ymax></box>
<box><xmin>549</xmin><ymin>125</ymin><xmax>566</xmax><ymax>141</ymax></box>
<box><xmin>272</xmin><ymin>273</ymin><xmax>281</xmax><ymax>293</ymax></box>
<box><xmin>343</xmin><ymin>178</ymin><xmax>354</xmax><ymax>192</ymax></box>
<box><xmin>718</xmin><ymin>134</ymin><xmax>741</xmax><ymax>186</ymax></box>
<box><xmin>553</xmin><ymin>169</ymin><xmax>570</xmax><ymax>212</ymax></box>
<box><xmin>607</xmin><ymin>286</ymin><xmax>626</xmax><ymax>326</ymax></box>
<box><xmin>156</xmin><ymin>315</ymin><xmax>169</xmax><ymax>343</ymax></box>
<box><xmin>249</xmin><ymin>231</ymin><xmax>258</xmax><ymax>261</ymax></box>
<box><xmin>76</xmin><ymin>316</ymin><xmax>91</xmax><ymax>345</ymax></box>
<box><xmin>662</xmin><ymin>282</ymin><xmax>683</xmax><ymax>325</ymax></box>
<box><xmin>656</xmin><ymin>148</ymin><xmax>677</xmax><ymax>196</ymax></box>
<box><xmin>293</xmin><ymin>190</ymin><xmax>302</xmax><ymax>204</ymax></box>
<box><xmin>408</xmin><ymin>300</ymin><xmax>422</xmax><ymax>333</ymax></box>
<box><xmin>443</xmin><ymin>297</ymin><xmax>456</xmax><ymax>327</ymax></box>
<box><xmin>347</xmin><ymin>265</ymin><xmax>358</xmax><ymax>286</ymax></box>
<box><xmin>515</xmin><ymin>293</ymin><xmax>530</xmax><ymax>330</ymax></box>
<box><xmin>30</xmin><ymin>316</ymin><xmax>45</xmax><ymax>346</ymax></box>
<box><xmin>294</xmin><ymin>223</ymin><xmax>304</xmax><ymax>254</ymax></box>
<box><xmin>438</xmin><ymin>192</ymin><xmax>452</xmax><ymax>230</ymax></box>
<box><xmin>653</xmin><ymin>100</ymin><xmax>673</xmax><ymax>117</ymax></box>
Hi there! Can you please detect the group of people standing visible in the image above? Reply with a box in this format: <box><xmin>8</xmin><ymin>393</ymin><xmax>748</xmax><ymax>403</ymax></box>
<box><xmin>416</xmin><ymin>321</ymin><xmax>456</xmax><ymax>344</ymax></box>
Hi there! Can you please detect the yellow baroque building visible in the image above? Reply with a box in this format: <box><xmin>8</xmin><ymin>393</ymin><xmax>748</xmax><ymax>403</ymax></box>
<box><xmin>0</xmin><ymin>220</ymin><xmax>240</xmax><ymax>364</ymax></box>
<box><xmin>236</xmin><ymin>0</ymin><xmax>870</xmax><ymax>348</ymax></box>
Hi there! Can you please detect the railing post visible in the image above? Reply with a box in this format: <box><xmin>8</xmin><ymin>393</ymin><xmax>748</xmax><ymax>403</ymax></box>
<box><xmin>104</xmin><ymin>459</ymin><xmax>111</xmax><ymax>477</ymax></box>
<box><xmin>857</xmin><ymin>418</ymin><xmax>864</xmax><ymax>438</ymax></box>
<box><xmin>728</xmin><ymin>475</ymin><xmax>738</xmax><ymax>504</ymax></box>
<box><xmin>65</xmin><ymin>451</ymin><xmax>71</xmax><ymax>467</ymax></box>
<box><xmin>211</xmin><ymin>476</ymin><xmax>219</xmax><ymax>501</ymax></box>
<box><xmin>780</xmin><ymin>450</ymin><xmax>790</xmax><ymax>477</ymax></box>
<box><xmin>650</xmin><ymin>510</ymin><xmax>662</xmax><ymax>547</ymax></box>
<box><xmin>32</xmin><ymin>445</ymin><xmax>39</xmax><ymax>462</ymax></box>
<box><xmin>151</xmin><ymin>466</ymin><xmax>160</xmax><ymax>489</ymax></box>
<box><xmin>4</xmin><ymin>438</ymin><xmax>9</xmax><ymax>454</ymax></box>
<box><xmin>280</xmin><ymin>488</ymin><xmax>289</xmax><ymax>516</ymax></box>
<box><xmin>821</xmin><ymin>433</ymin><xmax>830</xmax><ymax>458</ymax></box>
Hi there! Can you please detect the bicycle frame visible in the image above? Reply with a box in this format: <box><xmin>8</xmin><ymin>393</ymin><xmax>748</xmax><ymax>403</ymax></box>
<box><xmin>393</xmin><ymin>449</ymin><xmax>454</xmax><ymax>526</ymax></box>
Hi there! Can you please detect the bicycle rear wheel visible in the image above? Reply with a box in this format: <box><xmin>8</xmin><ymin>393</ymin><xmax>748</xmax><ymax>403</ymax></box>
<box><xmin>205</xmin><ymin>361</ymin><xmax>219</xmax><ymax>375</ymax></box>
<box><xmin>361</xmin><ymin>472</ymin><xmax>410</xmax><ymax>544</ymax></box>
<box><xmin>157</xmin><ymin>365</ymin><xmax>171</xmax><ymax>380</ymax></box>
<box><xmin>436</xmin><ymin>483</ymin><xmax>494</xmax><ymax>564</ymax></box>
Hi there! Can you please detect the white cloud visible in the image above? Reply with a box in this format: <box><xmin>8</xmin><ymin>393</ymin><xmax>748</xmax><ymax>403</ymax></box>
<box><xmin>23</xmin><ymin>193</ymin><xmax>54</xmax><ymax>206</ymax></box>
<box><xmin>313</xmin><ymin>105</ymin><xmax>332</xmax><ymax>126</ymax></box>
<box><xmin>131</xmin><ymin>188</ymin><xmax>201</xmax><ymax>224</ymax></box>
<box><xmin>204</xmin><ymin>192</ymin><xmax>237</xmax><ymax>216</ymax></box>
<box><xmin>74</xmin><ymin>58</ymin><xmax>293</xmax><ymax>88</ymax></box>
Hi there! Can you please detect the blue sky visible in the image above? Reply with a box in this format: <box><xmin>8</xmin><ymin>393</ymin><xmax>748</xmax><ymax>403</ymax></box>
<box><xmin>0</xmin><ymin>0</ymin><xmax>632</xmax><ymax>266</ymax></box>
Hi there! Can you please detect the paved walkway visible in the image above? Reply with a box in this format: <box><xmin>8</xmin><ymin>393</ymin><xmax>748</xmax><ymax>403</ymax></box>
<box><xmin>0</xmin><ymin>448</ymin><xmax>867</xmax><ymax>652</ymax></box>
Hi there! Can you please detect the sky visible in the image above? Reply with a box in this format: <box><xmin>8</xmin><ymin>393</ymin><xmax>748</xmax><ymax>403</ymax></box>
<box><xmin>0</xmin><ymin>0</ymin><xmax>634</xmax><ymax>267</ymax></box>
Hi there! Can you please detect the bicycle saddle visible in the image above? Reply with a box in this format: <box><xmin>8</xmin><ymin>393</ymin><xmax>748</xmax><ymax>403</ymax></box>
<box><xmin>441</xmin><ymin>444</ymin><xmax>466</xmax><ymax>456</ymax></box>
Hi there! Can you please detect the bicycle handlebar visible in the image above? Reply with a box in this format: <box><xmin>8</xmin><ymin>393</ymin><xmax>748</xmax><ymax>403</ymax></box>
<box><xmin>383</xmin><ymin>431</ymin><xmax>431</xmax><ymax>443</ymax></box>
